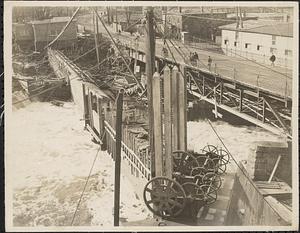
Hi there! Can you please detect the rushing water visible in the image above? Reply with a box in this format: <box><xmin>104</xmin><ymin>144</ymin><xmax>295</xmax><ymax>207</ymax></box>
<box><xmin>7</xmin><ymin>101</ymin><xmax>285</xmax><ymax>227</ymax></box>
<box><xmin>8</xmin><ymin>102</ymin><xmax>151</xmax><ymax>227</ymax></box>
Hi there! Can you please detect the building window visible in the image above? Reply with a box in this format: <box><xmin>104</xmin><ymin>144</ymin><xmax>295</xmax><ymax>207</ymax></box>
<box><xmin>245</xmin><ymin>43</ymin><xmax>251</xmax><ymax>49</ymax></box>
<box><xmin>224</xmin><ymin>39</ymin><xmax>229</xmax><ymax>45</ymax></box>
<box><xmin>234</xmin><ymin>41</ymin><xmax>237</xmax><ymax>47</ymax></box>
<box><xmin>270</xmin><ymin>47</ymin><xmax>277</xmax><ymax>54</ymax></box>
<box><xmin>272</xmin><ymin>35</ymin><xmax>276</xmax><ymax>45</ymax></box>
<box><xmin>285</xmin><ymin>49</ymin><xmax>292</xmax><ymax>56</ymax></box>
<box><xmin>257</xmin><ymin>45</ymin><xmax>262</xmax><ymax>51</ymax></box>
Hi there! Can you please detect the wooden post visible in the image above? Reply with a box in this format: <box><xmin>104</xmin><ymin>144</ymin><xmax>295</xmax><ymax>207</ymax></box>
<box><xmin>239</xmin><ymin>89</ymin><xmax>243</xmax><ymax>112</ymax></box>
<box><xmin>114</xmin><ymin>89</ymin><xmax>124</xmax><ymax>227</ymax></box>
<box><xmin>262</xmin><ymin>98</ymin><xmax>266</xmax><ymax>123</ymax></box>
<box><xmin>145</xmin><ymin>7</ymin><xmax>156</xmax><ymax>178</ymax></box>
<box><xmin>94</xmin><ymin>10</ymin><xmax>100</xmax><ymax>65</ymax></box>
<box><xmin>172</xmin><ymin>66</ymin><xmax>179</xmax><ymax>151</ymax></box>
<box><xmin>152</xmin><ymin>72</ymin><xmax>163</xmax><ymax>176</ymax></box>
<box><xmin>202</xmin><ymin>76</ymin><xmax>205</xmax><ymax>96</ymax></box>
<box><xmin>178</xmin><ymin>65</ymin><xmax>187</xmax><ymax>151</ymax></box>
<box><xmin>88</xmin><ymin>90</ymin><xmax>94</xmax><ymax>128</ymax></box>
<box><xmin>163</xmin><ymin>66</ymin><xmax>173</xmax><ymax>178</ymax></box>
<box><xmin>82</xmin><ymin>83</ymin><xmax>89</xmax><ymax>127</ymax></box>
<box><xmin>268</xmin><ymin>155</ymin><xmax>282</xmax><ymax>183</ymax></box>
<box><xmin>220</xmin><ymin>82</ymin><xmax>224</xmax><ymax>104</ymax></box>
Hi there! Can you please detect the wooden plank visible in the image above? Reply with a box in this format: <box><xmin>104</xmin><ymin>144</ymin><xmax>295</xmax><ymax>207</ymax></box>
<box><xmin>82</xmin><ymin>83</ymin><xmax>89</xmax><ymax>126</ymax></box>
<box><xmin>163</xmin><ymin>66</ymin><xmax>173</xmax><ymax>178</ymax></box>
<box><xmin>152</xmin><ymin>72</ymin><xmax>163</xmax><ymax>176</ymax></box>
<box><xmin>88</xmin><ymin>90</ymin><xmax>94</xmax><ymax>128</ymax></box>
<box><xmin>171</xmin><ymin>66</ymin><xmax>179</xmax><ymax>151</ymax></box>
<box><xmin>268</xmin><ymin>155</ymin><xmax>282</xmax><ymax>183</ymax></box>
<box><xmin>178</xmin><ymin>65</ymin><xmax>187</xmax><ymax>151</ymax></box>
<box><xmin>264</xmin><ymin>196</ymin><xmax>292</xmax><ymax>224</ymax></box>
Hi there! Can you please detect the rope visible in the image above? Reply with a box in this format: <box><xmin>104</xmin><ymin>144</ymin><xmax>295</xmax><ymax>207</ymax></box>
<box><xmin>70</xmin><ymin>145</ymin><xmax>101</xmax><ymax>226</ymax></box>
<box><xmin>206</xmin><ymin>118</ymin><xmax>290</xmax><ymax>220</ymax></box>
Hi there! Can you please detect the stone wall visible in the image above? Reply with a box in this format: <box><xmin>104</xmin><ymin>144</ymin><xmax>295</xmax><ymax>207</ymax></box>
<box><xmin>246</xmin><ymin>141</ymin><xmax>292</xmax><ymax>186</ymax></box>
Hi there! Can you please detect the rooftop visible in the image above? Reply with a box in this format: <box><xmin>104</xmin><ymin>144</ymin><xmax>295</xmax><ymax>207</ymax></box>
<box><xmin>30</xmin><ymin>17</ymin><xmax>77</xmax><ymax>25</ymax></box>
<box><xmin>219</xmin><ymin>20</ymin><xmax>293</xmax><ymax>37</ymax></box>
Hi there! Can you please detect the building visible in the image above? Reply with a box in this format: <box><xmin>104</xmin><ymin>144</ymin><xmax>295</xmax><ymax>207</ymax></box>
<box><xmin>31</xmin><ymin>16</ymin><xmax>77</xmax><ymax>51</ymax></box>
<box><xmin>12</xmin><ymin>23</ymin><xmax>34</xmax><ymax>50</ymax></box>
<box><xmin>219</xmin><ymin>20</ymin><xmax>293</xmax><ymax>68</ymax></box>
<box><xmin>164</xmin><ymin>11</ymin><xmax>242</xmax><ymax>42</ymax></box>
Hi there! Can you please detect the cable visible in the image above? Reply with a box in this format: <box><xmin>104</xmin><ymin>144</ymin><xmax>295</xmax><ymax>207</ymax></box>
<box><xmin>94</xmin><ymin>9</ymin><xmax>145</xmax><ymax>93</ymax></box>
<box><xmin>206</xmin><ymin>118</ymin><xmax>290</xmax><ymax>219</ymax></box>
<box><xmin>70</xmin><ymin>145</ymin><xmax>101</xmax><ymax>226</ymax></box>
<box><xmin>84</xmin><ymin>53</ymin><xmax>116</xmax><ymax>73</ymax></box>
<box><xmin>44</xmin><ymin>7</ymin><xmax>81</xmax><ymax>50</ymax></box>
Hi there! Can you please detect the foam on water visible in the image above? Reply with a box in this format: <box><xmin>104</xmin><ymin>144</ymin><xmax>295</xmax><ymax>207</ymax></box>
<box><xmin>8</xmin><ymin>101</ymin><xmax>285</xmax><ymax>226</ymax></box>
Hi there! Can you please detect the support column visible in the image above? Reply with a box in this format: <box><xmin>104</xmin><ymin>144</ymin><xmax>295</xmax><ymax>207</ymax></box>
<box><xmin>178</xmin><ymin>65</ymin><xmax>187</xmax><ymax>151</ymax></box>
<box><xmin>145</xmin><ymin>7</ymin><xmax>156</xmax><ymax>177</ymax></box>
<box><xmin>239</xmin><ymin>89</ymin><xmax>243</xmax><ymax>112</ymax></box>
<box><xmin>171</xmin><ymin>66</ymin><xmax>179</xmax><ymax>151</ymax></box>
<box><xmin>152</xmin><ymin>72</ymin><xmax>163</xmax><ymax>176</ymax></box>
<box><xmin>163</xmin><ymin>66</ymin><xmax>173</xmax><ymax>178</ymax></box>
<box><xmin>88</xmin><ymin>89</ymin><xmax>94</xmax><ymax>128</ymax></box>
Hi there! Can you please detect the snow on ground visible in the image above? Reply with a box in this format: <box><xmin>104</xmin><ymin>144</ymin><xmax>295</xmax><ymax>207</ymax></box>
<box><xmin>9</xmin><ymin>102</ymin><xmax>151</xmax><ymax>227</ymax></box>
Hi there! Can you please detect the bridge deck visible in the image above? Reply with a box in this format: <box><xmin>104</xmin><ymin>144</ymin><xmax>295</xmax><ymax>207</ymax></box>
<box><xmin>93</xmin><ymin>23</ymin><xmax>293</xmax><ymax>99</ymax></box>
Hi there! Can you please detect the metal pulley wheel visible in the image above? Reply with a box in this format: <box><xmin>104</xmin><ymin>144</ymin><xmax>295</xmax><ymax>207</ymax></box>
<box><xmin>196</xmin><ymin>155</ymin><xmax>217</xmax><ymax>173</ymax></box>
<box><xmin>212</xmin><ymin>157</ymin><xmax>227</xmax><ymax>175</ymax></box>
<box><xmin>172</xmin><ymin>151</ymin><xmax>199</xmax><ymax>176</ymax></box>
<box><xmin>182</xmin><ymin>182</ymin><xmax>205</xmax><ymax>201</ymax></box>
<box><xmin>218</xmin><ymin>148</ymin><xmax>230</xmax><ymax>164</ymax></box>
<box><xmin>201</xmin><ymin>184</ymin><xmax>218</xmax><ymax>205</ymax></box>
<box><xmin>202</xmin><ymin>144</ymin><xmax>218</xmax><ymax>154</ymax></box>
<box><xmin>201</xmin><ymin>172</ymin><xmax>222</xmax><ymax>190</ymax></box>
<box><xmin>190</xmin><ymin>166</ymin><xmax>206</xmax><ymax>177</ymax></box>
<box><xmin>143</xmin><ymin>176</ymin><xmax>186</xmax><ymax>218</ymax></box>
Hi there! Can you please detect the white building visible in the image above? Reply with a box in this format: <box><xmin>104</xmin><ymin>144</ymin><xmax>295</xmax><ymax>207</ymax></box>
<box><xmin>219</xmin><ymin>20</ymin><xmax>293</xmax><ymax>68</ymax></box>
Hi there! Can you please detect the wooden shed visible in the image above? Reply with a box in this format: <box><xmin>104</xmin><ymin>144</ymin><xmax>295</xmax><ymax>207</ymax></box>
<box><xmin>31</xmin><ymin>16</ymin><xmax>77</xmax><ymax>51</ymax></box>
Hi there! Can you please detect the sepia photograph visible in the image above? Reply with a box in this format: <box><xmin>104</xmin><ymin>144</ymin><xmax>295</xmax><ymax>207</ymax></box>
<box><xmin>3</xmin><ymin>1</ymin><xmax>299</xmax><ymax>231</ymax></box>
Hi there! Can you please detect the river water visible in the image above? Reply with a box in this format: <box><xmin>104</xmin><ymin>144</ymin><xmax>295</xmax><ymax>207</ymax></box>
<box><xmin>7</xmin><ymin>101</ymin><xmax>285</xmax><ymax>227</ymax></box>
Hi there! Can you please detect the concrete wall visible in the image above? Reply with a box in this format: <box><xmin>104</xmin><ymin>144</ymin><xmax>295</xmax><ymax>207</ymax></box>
<box><xmin>225</xmin><ymin>161</ymin><xmax>291</xmax><ymax>226</ymax></box>
<box><xmin>221</xmin><ymin>30</ymin><xmax>293</xmax><ymax>68</ymax></box>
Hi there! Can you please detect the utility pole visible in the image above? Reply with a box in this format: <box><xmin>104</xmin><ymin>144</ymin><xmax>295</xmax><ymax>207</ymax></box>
<box><xmin>113</xmin><ymin>89</ymin><xmax>124</xmax><ymax>227</ymax></box>
<box><xmin>115</xmin><ymin>7</ymin><xmax>118</xmax><ymax>32</ymax></box>
<box><xmin>93</xmin><ymin>9</ymin><xmax>100</xmax><ymax>65</ymax></box>
<box><xmin>163</xmin><ymin>7</ymin><xmax>167</xmax><ymax>44</ymax></box>
<box><xmin>145</xmin><ymin>7</ymin><xmax>156</xmax><ymax>178</ymax></box>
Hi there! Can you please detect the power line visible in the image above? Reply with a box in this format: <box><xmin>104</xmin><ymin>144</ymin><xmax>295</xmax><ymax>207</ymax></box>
<box><xmin>70</xmin><ymin>145</ymin><xmax>101</xmax><ymax>226</ymax></box>
<box><xmin>206</xmin><ymin>118</ymin><xmax>289</xmax><ymax>220</ymax></box>
<box><xmin>94</xmin><ymin>8</ymin><xmax>145</xmax><ymax>92</ymax></box>
<box><xmin>44</xmin><ymin>7</ymin><xmax>81</xmax><ymax>50</ymax></box>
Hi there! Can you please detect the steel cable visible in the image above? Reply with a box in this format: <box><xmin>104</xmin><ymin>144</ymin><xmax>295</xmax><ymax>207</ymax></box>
<box><xmin>206</xmin><ymin>118</ymin><xmax>290</xmax><ymax>220</ymax></box>
<box><xmin>70</xmin><ymin>145</ymin><xmax>102</xmax><ymax>226</ymax></box>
